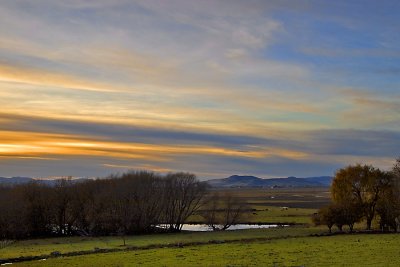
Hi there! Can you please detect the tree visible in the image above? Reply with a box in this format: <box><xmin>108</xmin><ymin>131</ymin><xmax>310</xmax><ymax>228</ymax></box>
<box><xmin>113</xmin><ymin>171</ymin><xmax>164</xmax><ymax>235</ymax></box>
<box><xmin>334</xmin><ymin>203</ymin><xmax>363</xmax><ymax>232</ymax></box>
<box><xmin>314</xmin><ymin>202</ymin><xmax>362</xmax><ymax>233</ymax></box>
<box><xmin>0</xmin><ymin>170</ymin><xmax>209</xmax><ymax>239</ymax></box>
<box><xmin>201</xmin><ymin>192</ymin><xmax>248</xmax><ymax>231</ymax></box>
<box><xmin>376</xmin><ymin>159</ymin><xmax>400</xmax><ymax>232</ymax></box>
<box><xmin>376</xmin><ymin>188</ymin><xmax>399</xmax><ymax>231</ymax></box>
<box><xmin>68</xmin><ymin>181</ymin><xmax>93</xmax><ymax>236</ymax></box>
<box><xmin>163</xmin><ymin>173</ymin><xmax>208</xmax><ymax>232</ymax></box>
<box><xmin>313</xmin><ymin>205</ymin><xmax>336</xmax><ymax>233</ymax></box>
<box><xmin>0</xmin><ymin>186</ymin><xmax>23</xmax><ymax>239</ymax></box>
<box><xmin>20</xmin><ymin>182</ymin><xmax>53</xmax><ymax>237</ymax></box>
<box><xmin>393</xmin><ymin>157</ymin><xmax>400</xmax><ymax>230</ymax></box>
<box><xmin>52</xmin><ymin>179</ymin><xmax>75</xmax><ymax>235</ymax></box>
<box><xmin>331</xmin><ymin>164</ymin><xmax>390</xmax><ymax>230</ymax></box>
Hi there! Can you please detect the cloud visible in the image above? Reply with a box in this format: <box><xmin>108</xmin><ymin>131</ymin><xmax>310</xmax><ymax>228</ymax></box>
<box><xmin>0</xmin><ymin>0</ymin><xmax>399</xmax><ymax>178</ymax></box>
<box><xmin>0</xmin><ymin>63</ymin><xmax>124</xmax><ymax>93</ymax></box>
<box><xmin>0</xmin><ymin>112</ymin><xmax>330</xmax><ymax>152</ymax></box>
<box><xmin>335</xmin><ymin>88</ymin><xmax>400</xmax><ymax>128</ymax></box>
<box><xmin>0</xmin><ymin>0</ymin><xmax>323</xmax><ymax>131</ymax></box>
<box><xmin>0</xmin><ymin>112</ymin><xmax>399</xmax><ymax>179</ymax></box>
<box><xmin>303</xmin><ymin>129</ymin><xmax>400</xmax><ymax>158</ymax></box>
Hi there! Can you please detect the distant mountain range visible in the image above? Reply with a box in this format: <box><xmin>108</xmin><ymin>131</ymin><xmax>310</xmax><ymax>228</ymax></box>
<box><xmin>0</xmin><ymin>177</ymin><xmax>89</xmax><ymax>186</ymax></box>
<box><xmin>206</xmin><ymin>175</ymin><xmax>333</xmax><ymax>188</ymax></box>
<box><xmin>1</xmin><ymin>175</ymin><xmax>333</xmax><ymax>188</ymax></box>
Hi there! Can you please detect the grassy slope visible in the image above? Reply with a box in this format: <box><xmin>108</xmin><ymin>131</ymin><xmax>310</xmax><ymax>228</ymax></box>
<box><xmin>13</xmin><ymin>234</ymin><xmax>400</xmax><ymax>267</ymax></box>
<box><xmin>0</xmin><ymin>226</ymin><xmax>321</xmax><ymax>259</ymax></box>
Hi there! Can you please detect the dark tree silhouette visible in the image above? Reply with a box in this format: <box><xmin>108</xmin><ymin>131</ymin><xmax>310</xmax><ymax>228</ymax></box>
<box><xmin>331</xmin><ymin>164</ymin><xmax>390</xmax><ymax>230</ymax></box>
<box><xmin>0</xmin><ymin>171</ymin><xmax>208</xmax><ymax>239</ymax></box>
<box><xmin>163</xmin><ymin>173</ymin><xmax>208</xmax><ymax>232</ymax></box>
<box><xmin>201</xmin><ymin>192</ymin><xmax>247</xmax><ymax>231</ymax></box>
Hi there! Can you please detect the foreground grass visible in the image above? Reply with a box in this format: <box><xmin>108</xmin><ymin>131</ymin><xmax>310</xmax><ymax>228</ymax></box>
<box><xmin>13</xmin><ymin>233</ymin><xmax>400</xmax><ymax>267</ymax></box>
<box><xmin>0</xmin><ymin>226</ymin><xmax>322</xmax><ymax>259</ymax></box>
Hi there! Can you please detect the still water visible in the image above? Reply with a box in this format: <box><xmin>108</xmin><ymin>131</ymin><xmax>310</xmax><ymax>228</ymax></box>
<box><xmin>180</xmin><ymin>224</ymin><xmax>285</xmax><ymax>231</ymax></box>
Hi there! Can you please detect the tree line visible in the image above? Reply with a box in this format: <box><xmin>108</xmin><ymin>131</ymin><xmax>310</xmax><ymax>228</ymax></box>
<box><xmin>313</xmin><ymin>158</ymin><xmax>400</xmax><ymax>232</ymax></box>
<box><xmin>0</xmin><ymin>171</ymin><xmax>208</xmax><ymax>239</ymax></box>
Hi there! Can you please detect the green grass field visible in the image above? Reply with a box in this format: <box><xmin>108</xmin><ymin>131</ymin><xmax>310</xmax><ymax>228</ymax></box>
<box><xmin>188</xmin><ymin>187</ymin><xmax>327</xmax><ymax>224</ymax></box>
<box><xmin>0</xmin><ymin>226</ymin><xmax>322</xmax><ymax>259</ymax></box>
<box><xmin>11</xmin><ymin>233</ymin><xmax>400</xmax><ymax>267</ymax></box>
<box><xmin>220</xmin><ymin>187</ymin><xmax>331</xmax><ymax>209</ymax></box>
<box><xmin>188</xmin><ymin>205</ymin><xmax>316</xmax><ymax>225</ymax></box>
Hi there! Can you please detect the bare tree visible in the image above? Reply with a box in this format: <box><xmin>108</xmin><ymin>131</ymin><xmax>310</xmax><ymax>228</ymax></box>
<box><xmin>163</xmin><ymin>173</ymin><xmax>207</xmax><ymax>232</ymax></box>
<box><xmin>68</xmin><ymin>181</ymin><xmax>94</xmax><ymax>236</ymax></box>
<box><xmin>0</xmin><ymin>170</ymin><xmax>209</xmax><ymax>239</ymax></box>
<box><xmin>52</xmin><ymin>179</ymin><xmax>76</xmax><ymax>235</ymax></box>
<box><xmin>0</xmin><ymin>186</ymin><xmax>19</xmax><ymax>239</ymax></box>
<box><xmin>112</xmin><ymin>171</ymin><xmax>164</xmax><ymax>236</ymax></box>
<box><xmin>20</xmin><ymin>182</ymin><xmax>53</xmax><ymax>237</ymax></box>
<box><xmin>201</xmin><ymin>192</ymin><xmax>247</xmax><ymax>231</ymax></box>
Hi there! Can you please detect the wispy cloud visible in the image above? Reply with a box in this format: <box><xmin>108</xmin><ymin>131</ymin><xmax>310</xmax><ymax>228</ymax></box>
<box><xmin>0</xmin><ymin>63</ymin><xmax>124</xmax><ymax>93</ymax></box>
<box><xmin>0</xmin><ymin>0</ymin><xmax>399</xmax><ymax>178</ymax></box>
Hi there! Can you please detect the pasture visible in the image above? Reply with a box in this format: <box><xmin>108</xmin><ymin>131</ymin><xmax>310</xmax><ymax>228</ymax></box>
<box><xmin>189</xmin><ymin>187</ymin><xmax>330</xmax><ymax>224</ymax></box>
<box><xmin>10</xmin><ymin>233</ymin><xmax>400</xmax><ymax>267</ymax></box>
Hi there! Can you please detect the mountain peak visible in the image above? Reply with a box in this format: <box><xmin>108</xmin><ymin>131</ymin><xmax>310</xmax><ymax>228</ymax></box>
<box><xmin>207</xmin><ymin>175</ymin><xmax>332</xmax><ymax>188</ymax></box>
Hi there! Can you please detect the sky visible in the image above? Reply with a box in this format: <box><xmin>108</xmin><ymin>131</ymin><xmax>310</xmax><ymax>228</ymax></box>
<box><xmin>0</xmin><ymin>0</ymin><xmax>399</xmax><ymax>180</ymax></box>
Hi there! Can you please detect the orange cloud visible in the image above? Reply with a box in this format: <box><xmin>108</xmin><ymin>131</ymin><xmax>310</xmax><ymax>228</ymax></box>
<box><xmin>0</xmin><ymin>130</ymin><xmax>308</xmax><ymax>162</ymax></box>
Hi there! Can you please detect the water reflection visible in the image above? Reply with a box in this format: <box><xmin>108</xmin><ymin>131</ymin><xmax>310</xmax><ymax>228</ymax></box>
<box><xmin>180</xmin><ymin>224</ymin><xmax>285</xmax><ymax>232</ymax></box>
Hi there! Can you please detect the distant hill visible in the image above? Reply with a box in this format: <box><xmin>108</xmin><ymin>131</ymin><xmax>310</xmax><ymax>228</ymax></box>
<box><xmin>0</xmin><ymin>177</ymin><xmax>89</xmax><ymax>186</ymax></box>
<box><xmin>1</xmin><ymin>175</ymin><xmax>332</xmax><ymax>188</ymax></box>
<box><xmin>207</xmin><ymin>175</ymin><xmax>333</xmax><ymax>188</ymax></box>
<box><xmin>0</xmin><ymin>176</ymin><xmax>33</xmax><ymax>186</ymax></box>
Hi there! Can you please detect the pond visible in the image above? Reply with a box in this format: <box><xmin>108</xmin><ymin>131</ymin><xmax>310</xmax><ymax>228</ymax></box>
<box><xmin>180</xmin><ymin>224</ymin><xmax>286</xmax><ymax>232</ymax></box>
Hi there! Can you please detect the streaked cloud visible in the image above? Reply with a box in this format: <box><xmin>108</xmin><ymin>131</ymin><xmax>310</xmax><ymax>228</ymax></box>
<box><xmin>0</xmin><ymin>0</ymin><xmax>399</xmax><ymax>179</ymax></box>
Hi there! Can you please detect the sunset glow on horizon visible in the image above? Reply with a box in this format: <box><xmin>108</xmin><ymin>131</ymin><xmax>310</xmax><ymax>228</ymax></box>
<box><xmin>1</xmin><ymin>1</ymin><xmax>399</xmax><ymax>179</ymax></box>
